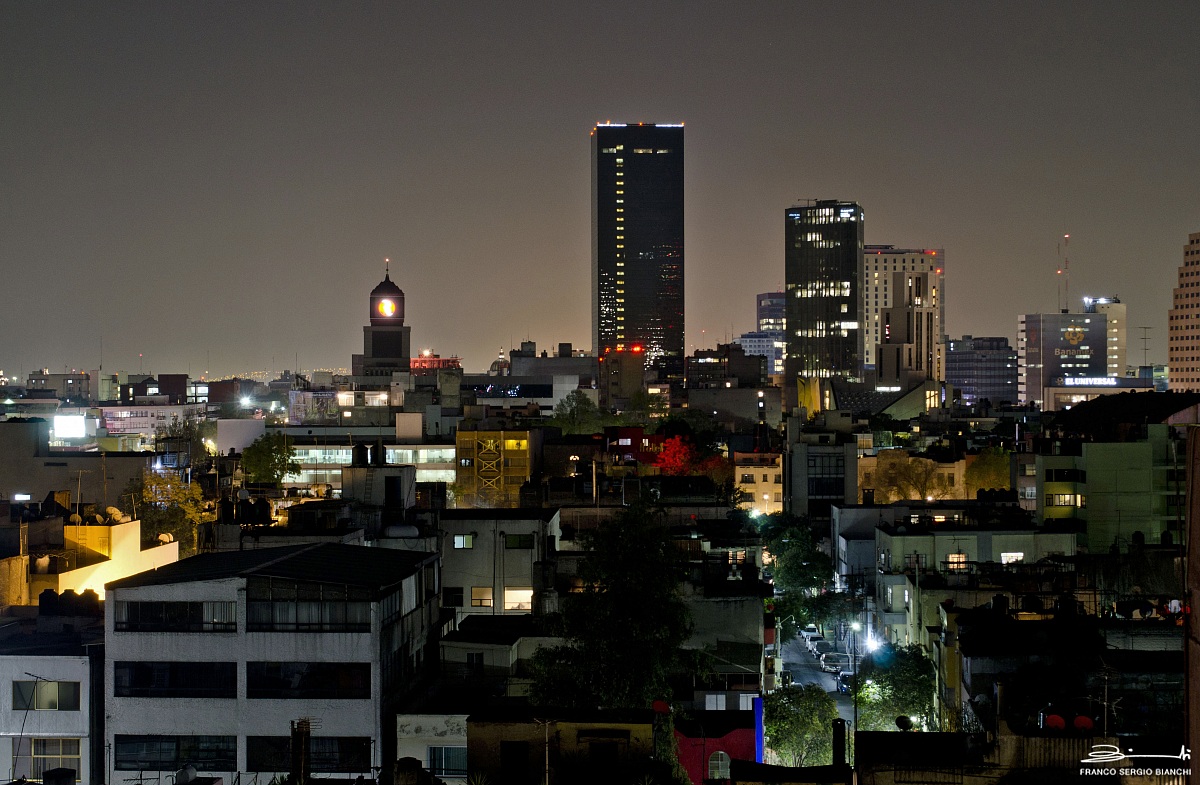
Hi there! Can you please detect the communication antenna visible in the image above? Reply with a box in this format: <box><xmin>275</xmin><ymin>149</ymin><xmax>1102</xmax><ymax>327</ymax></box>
<box><xmin>1138</xmin><ymin>326</ymin><xmax>1153</xmax><ymax>367</ymax></box>
<box><xmin>1056</xmin><ymin>234</ymin><xmax>1071</xmax><ymax>312</ymax></box>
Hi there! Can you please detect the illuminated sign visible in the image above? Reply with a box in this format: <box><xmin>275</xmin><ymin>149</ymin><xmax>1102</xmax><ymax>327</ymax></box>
<box><xmin>1063</xmin><ymin>377</ymin><xmax>1117</xmax><ymax>386</ymax></box>
<box><xmin>53</xmin><ymin>415</ymin><xmax>87</xmax><ymax>439</ymax></box>
<box><xmin>13</xmin><ymin>494</ymin><xmax>31</xmax><ymax>502</ymax></box>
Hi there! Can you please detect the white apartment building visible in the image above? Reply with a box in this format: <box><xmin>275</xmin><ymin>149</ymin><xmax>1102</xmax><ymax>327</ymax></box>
<box><xmin>104</xmin><ymin>543</ymin><xmax>439</xmax><ymax>782</ymax></box>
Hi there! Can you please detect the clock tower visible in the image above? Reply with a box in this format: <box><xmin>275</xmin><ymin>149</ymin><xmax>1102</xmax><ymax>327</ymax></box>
<box><xmin>352</xmin><ymin>262</ymin><xmax>412</xmax><ymax>377</ymax></box>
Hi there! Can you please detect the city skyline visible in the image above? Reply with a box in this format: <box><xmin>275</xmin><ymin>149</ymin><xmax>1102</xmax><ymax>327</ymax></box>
<box><xmin>2</xmin><ymin>4</ymin><xmax>1197</xmax><ymax>379</ymax></box>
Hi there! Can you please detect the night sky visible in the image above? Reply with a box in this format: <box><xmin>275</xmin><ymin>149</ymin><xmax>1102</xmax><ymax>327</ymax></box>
<box><xmin>2</xmin><ymin>3</ymin><xmax>1197</xmax><ymax>380</ymax></box>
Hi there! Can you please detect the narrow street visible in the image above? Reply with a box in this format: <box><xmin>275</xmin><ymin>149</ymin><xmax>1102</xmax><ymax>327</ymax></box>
<box><xmin>781</xmin><ymin>629</ymin><xmax>855</xmax><ymax>728</ymax></box>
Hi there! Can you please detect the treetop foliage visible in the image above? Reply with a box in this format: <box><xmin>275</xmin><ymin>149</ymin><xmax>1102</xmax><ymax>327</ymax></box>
<box><xmin>241</xmin><ymin>431</ymin><xmax>300</xmax><ymax>486</ymax></box>
<box><xmin>530</xmin><ymin>503</ymin><xmax>692</xmax><ymax>710</ymax></box>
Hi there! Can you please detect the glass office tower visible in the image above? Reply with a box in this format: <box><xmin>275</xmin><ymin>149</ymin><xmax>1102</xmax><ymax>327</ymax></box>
<box><xmin>592</xmin><ymin>123</ymin><xmax>684</xmax><ymax>378</ymax></box>
<box><xmin>784</xmin><ymin>200</ymin><xmax>865</xmax><ymax>382</ymax></box>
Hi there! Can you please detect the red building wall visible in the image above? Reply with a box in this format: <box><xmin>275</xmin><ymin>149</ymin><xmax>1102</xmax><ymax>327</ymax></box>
<box><xmin>675</xmin><ymin>724</ymin><xmax>757</xmax><ymax>785</ymax></box>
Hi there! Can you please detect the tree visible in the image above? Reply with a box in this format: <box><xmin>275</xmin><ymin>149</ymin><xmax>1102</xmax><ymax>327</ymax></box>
<box><xmin>241</xmin><ymin>432</ymin><xmax>300</xmax><ymax>486</ymax></box>
<box><xmin>763</xmin><ymin>683</ymin><xmax>839</xmax><ymax>766</ymax></box>
<box><xmin>134</xmin><ymin>469</ymin><xmax>212</xmax><ymax>557</ymax></box>
<box><xmin>655</xmin><ymin>435</ymin><xmax>697</xmax><ymax>476</ymax></box>
<box><xmin>874</xmin><ymin>452</ymin><xmax>954</xmax><ymax>502</ymax></box>
<box><xmin>154</xmin><ymin>415</ymin><xmax>216</xmax><ymax>466</ymax></box>
<box><xmin>853</xmin><ymin>643</ymin><xmax>935</xmax><ymax>731</ymax></box>
<box><xmin>757</xmin><ymin>513</ymin><xmax>832</xmax><ymax>595</ymax></box>
<box><xmin>964</xmin><ymin>447</ymin><xmax>1012</xmax><ymax>498</ymax></box>
<box><xmin>552</xmin><ymin>389</ymin><xmax>604</xmax><ymax>434</ymax></box>
<box><xmin>619</xmin><ymin>389</ymin><xmax>669</xmax><ymax>426</ymax></box>
<box><xmin>529</xmin><ymin>503</ymin><xmax>692</xmax><ymax>710</ymax></box>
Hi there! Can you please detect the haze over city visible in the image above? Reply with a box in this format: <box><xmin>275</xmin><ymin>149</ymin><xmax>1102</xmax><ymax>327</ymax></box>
<box><xmin>2</xmin><ymin>3</ymin><xmax>1197</xmax><ymax>378</ymax></box>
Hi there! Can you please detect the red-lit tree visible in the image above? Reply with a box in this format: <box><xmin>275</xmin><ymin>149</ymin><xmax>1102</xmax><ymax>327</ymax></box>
<box><xmin>655</xmin><ymin>435</ymin><xmax>696</xmax><ymax>475</ymax></box>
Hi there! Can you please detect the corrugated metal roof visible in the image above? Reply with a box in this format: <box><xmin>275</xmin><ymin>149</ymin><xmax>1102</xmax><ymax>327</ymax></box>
<box><xmin>106</xmin><ymin>542</ymin><xmax>434</xmax><ymax>596</ymax></box>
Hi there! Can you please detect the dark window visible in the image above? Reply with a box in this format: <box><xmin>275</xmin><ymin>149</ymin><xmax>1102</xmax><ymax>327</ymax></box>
<box><xmin>443</xmin><ymin>587</ymin><xmax>464</xmax><ymax>607</ymax></box>
<box><xmin>428</xmin><ymin>746</ymin><xmax>467</xmax><ymax>777</ymax></box>
<box><xmin>114</xmin><ymin>662</ymin><xmax>236</xmax><ymax>699</ymax></box>
<box><xmin>505</xmin><ymin>533</ymin><xmax>535</xmax><ymax>549</ymax></box>
<box><xmin>13</xmin><ymin>681</ymin><xmax>80</xmax><ymax>711</ymax></box>
<box><xmin>246</xmin><ymin>737</ymin><xmax>371</xmax><ymax>773</ymax></box>
<box><xmin>739</xmin><ymin>473</ymin><xmax>755</xmax><ymax>484</ymax></box>
<box><xmin>114</xmin><ymin>601</ymin><xmax>236</xmax><ymax>632</ymax></box>
<box><xmin>246</xmin><ymin>579</ymin><xmax>370</xmax><ymax>632</ymax></box>
<box><xmin>114</xmin><ymin>735</ymin><xmax>236</xmax><ymax>771</ymax></box>
<box><xmin>246</xmin><ymin>662</ymin><xmax>371</xmax><ymax>700</ymax></box>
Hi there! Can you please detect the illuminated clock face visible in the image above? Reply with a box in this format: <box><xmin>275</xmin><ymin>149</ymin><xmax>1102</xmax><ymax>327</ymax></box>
<box><xmin>377</xmin><ymin>298</ymin><xmax>396</xmax><ymax>317</ymax></box>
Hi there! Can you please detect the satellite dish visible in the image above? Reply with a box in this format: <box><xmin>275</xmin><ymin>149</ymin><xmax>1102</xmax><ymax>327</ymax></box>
<box><xmin>69</xmin><ymin>513</ymin><xmax>82</xmax><ymax>524</ymax></box>
<box><xmin>92</xmin><ymin>514</ymin><xmax>105</xmax><ymax>525</ymax></box>
<box><xmin>895</xmin><ymin>715</ymin><xmax>914</xmax><ymax>731</ymax></box>
<box><xmin>175</xmin><ymin>765</ymin><xmax>197</xmax><ymax>784</ymax></box>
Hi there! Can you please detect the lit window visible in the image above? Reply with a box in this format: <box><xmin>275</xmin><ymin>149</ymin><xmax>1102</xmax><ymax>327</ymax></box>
<box><xmin>453</xmin><ymin>534</ymin><xmax>474</xmax><ymax>549</ymax></box>
<box><xmin>470</xmin><ymin>587</ymin><xmax>493</xmax><ymax>608</ymax></box>
<box><xmin>503</xmin><ymin>587</ymin><xmax>533</xmax><ymax>611</ymax></box>
<box><xmin>947</xmin><ymin>553</ymin><xmax>967</xmax><ymax>571</ymax></box>
<box><xmin>1001</xmin><ymin>552</ymin><xmax>1024</xmax><ymax>564</ymax></box>
<box><xmin>708</xmin><ymin>751</ymin><xmax>731</xmax><ymax>779</ymax></box>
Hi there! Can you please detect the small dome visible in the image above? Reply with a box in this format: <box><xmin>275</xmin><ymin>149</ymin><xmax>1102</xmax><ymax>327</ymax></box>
<box><xmin>371</xmin><ymin>273</ymin><xmax>404</xmax><ymax>300</ymax></box>
<box><xmin>370</xmin><ymin>270</ymin><xmax>406</xmax><ymax>324</ymax></box>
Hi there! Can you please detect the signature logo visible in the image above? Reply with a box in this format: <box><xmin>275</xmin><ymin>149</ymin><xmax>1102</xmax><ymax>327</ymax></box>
<box><xmin>1064</xmin><ymin>325</ymin><xmax>1086</xmax><ymax>345</ymax></box>
<box><xmin>1082</xmin><ymin>744</ymin><xmax>1191</xmax><ymax>764</ymax></box>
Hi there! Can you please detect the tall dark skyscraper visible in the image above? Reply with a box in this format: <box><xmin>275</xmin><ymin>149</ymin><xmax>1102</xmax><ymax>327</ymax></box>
<box><xmin>784</xmin><ymin>200</ymin><xmax>865</xmax><ymax>382</ymax></box>
<box><xmin>592</xmin><ymin>123</ymin><xmax>684</xmax><ymax>376</ymax></box>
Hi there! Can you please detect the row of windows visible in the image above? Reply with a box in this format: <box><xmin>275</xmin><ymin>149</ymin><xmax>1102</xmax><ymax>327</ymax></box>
<box><xmin>112</xmin><ymin>662</ymin><xmax>371</xmax><ymax>700</ymax></box>
<box><xmin>115</xmin><ymin>601</ymin><xmax>236</xmax><ymax>632</ymax></box>
<box><xmin>114</xmin><ymin>735</ymin><xmax>370</xmax><ymax>772</ymax></box>
<box><xmin>116</xmin><ymin>597</ymin><xmax>379</xmax><ymax>638</ymax></box>
<box><xmin>13</xmin><ymin>680</ymin><xmax>81</xmax><ymax>711</ymax></box>
<box><xmin>443</xmin><ymin>586</ymin><xmax>533</xmax><ymax>610</ymax></box>
<box><xmin>451</xmin><ymin>533</ymin><xmax>535</xmax><ymax>549</ymax></box>
<box><xmin>738</xmin><ymin>473</ymin><xmax>783</xmax><ymax>484</ymax></box>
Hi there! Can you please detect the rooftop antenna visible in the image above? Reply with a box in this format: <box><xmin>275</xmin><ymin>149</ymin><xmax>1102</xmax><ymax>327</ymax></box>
<box><xmin>1138</xmin><ymin>326</ymin><xmax>1153</xmax><ymax>367</ymax></box>
<box><xmin>1056</xmin><ymin>234</ymin><xmax>1071</xmax><ymax>312</ymax></box>
<box><xmin>384</xmin><ymin>257</ymin><xmax>390</xmax><ymax>277</ymax></box>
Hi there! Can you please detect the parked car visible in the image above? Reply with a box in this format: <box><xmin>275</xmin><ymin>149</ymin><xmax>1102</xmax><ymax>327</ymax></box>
<box><xmin>821</xmin><ymin>652</ymin><xmax>851</xmax><ymax>673</ymax></box>
<box><xmin>800</xmin><ymin>624</ymin><xmax>820</xmax><ymax>639</ymax></box>
<box><xmin>812</xmin><ymin>640</ymin><xmax>835</xmax><ymax>659</ymax></box>
<box><xmin>838</xmin><ymin>671</ymin><xmax>853</xmax><ymax>693</ymax></box>
<box><xmin>805</xmin><ymin>634</ymin><xmax>825</xmax><ymax>654</ymax></box>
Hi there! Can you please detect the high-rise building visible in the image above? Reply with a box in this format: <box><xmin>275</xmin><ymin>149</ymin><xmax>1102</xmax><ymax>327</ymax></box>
<box><xmin>1082</xmin><ymin>295</ymin><xmax>1126</xmax><ymax>376</ymax></box>
<box><xmin>592</xmin><ymin>123</ymin><xmax>685</xmax><ymax>377</ymax></box>
<box><xmin>1017</xmin><ymin>311</ymin><xmax>1109</xmax><ymax>408</ymax></box>
<box><xmin>736</xmin><ymin>292</ymin><xmax>786</xmax><ymax>376</ymax></box>
<box><xmin>862</xmin><ymin>246</ymin><xmax>945</xmax><ymax>376</ymax></box>
<box><xmin>945</xmin><ymin>336</ymin><xmax>1017</xmax><ymax>407</ymax></box>
<box><xmin>784</xmin><ymin>200</ymin><xmax>864</xmax><ymax>383</ymax></box>
<box><xmin>874</xmin><ymin>269</ymin><xmax>945</xmax><ymax>388</ymax></box>
<box><xmin>757</xmin><ymin>291</ymin><xmax>786</xmax><ymax>334</ymax></box>
<box><xmin>1169</xmin><ymin>232</ymin><xmax>1200</xmax><ymax>390</ymax></box>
